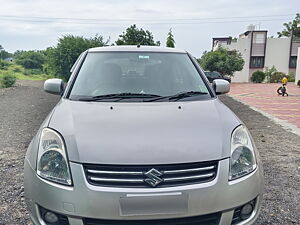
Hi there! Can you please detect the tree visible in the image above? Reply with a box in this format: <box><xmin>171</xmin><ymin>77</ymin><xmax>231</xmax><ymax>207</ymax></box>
<box><xmin>116</xmin><ymin>24</ymin><xmax>160</xmax><ymax>46</ymax></box>
<box><xmin>277</xmin><ymin>13</ymin><xmax>300</xmax><ymax>37</ymax></box>
<box><xmin>14</xmin><ymin>50</ymin><xmax>45</xmax><ymax>69</ymax></box>
<box><xmin>166</xmin><ymin>29</ymin><xmax>175</xmax><ymax>48</ymax></box>
<box><xmin>198</xmin><ymin>47</ymin><xmax>244</xmax><ymax>76</ymax></box>
<box><xmin>0</xmin><ymin>45</ymin><xmax>12</xmax><ymax>60</ymax></box>
<box><xmin>45</xmin><ymin>34</ymin><xmax>109</xmax><ymax>80</ymax></box>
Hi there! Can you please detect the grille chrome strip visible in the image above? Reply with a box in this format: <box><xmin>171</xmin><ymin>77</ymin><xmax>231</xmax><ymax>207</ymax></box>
<box><xmin>163</xmin><ymin>166</ymin><xmax>215</xmax><ymax>175</ymax></box>
<box><xmin>90</xmin><ymin>177</ymin><xmax>144</xmax><ymax>183</ymax></box>
<box><xmin>164</xmin><ymin>173</ymin><xmax>215</xmax><ymax>182</ymax></box>
<box><xmin>87</xmin><ymin>169</ymin><xmax>143</xmax><ymax>175</ymax></box>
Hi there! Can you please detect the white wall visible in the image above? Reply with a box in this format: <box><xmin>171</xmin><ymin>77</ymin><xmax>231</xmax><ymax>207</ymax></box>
<box><xmin>219</xmin><ymin>37</ymin><xmax>251</xmax><ymax>82</ymax></box>
<box><xmin>296</xmin><ymin>47</ymin><xmax>300</xmax><ymax>84</ymax></box>
<box><xmin>215</xmin><ymin>35</ymin><xmax>293</xmax><ymax>83</ymax></box>
<box><xmin>231</xmin><ymin>38</ymin><xmax>251</xmax><ymax>82</ymax></box>
<box><xmin>264</xmin><ymin>38</ymin><xmax>291</xmax><ymax>74</ymax></box>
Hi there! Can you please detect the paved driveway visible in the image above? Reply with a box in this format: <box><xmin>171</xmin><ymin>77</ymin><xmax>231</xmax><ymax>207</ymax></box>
<box><xmin>228</xmin><ymin>82</ymin><xmax>300</xmax><ymax>129</ymax></box>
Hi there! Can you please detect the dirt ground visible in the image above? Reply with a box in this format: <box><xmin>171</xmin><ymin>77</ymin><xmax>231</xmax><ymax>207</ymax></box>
<box><xmin>0</xmin><ymin>81</ymin><xmax>299</xmax><ymax>224</ymax></box>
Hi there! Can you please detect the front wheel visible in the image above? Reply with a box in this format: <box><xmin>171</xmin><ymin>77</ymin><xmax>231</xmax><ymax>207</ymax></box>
<box><xmin>277</xmin><ymin>86</ymin><xmax>282</xmax><ymax>95</ymax></box>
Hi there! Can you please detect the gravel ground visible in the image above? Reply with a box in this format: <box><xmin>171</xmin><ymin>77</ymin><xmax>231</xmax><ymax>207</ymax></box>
<box><xmin>219</xmin><ymin>96</ymin><xmax>300</xmax><ymax>225</ymax></box>
<box><xmin>0</xmin><ymin>81</ymin><xmax>299</xmax><ymax>224</ymax></box>
<box><xmin>0</xmin><ymin>81</ymin><xmax>59</xmax><ymax>225</ymax></box>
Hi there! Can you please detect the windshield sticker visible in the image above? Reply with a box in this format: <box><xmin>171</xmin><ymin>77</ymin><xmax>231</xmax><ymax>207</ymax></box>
<box><xmin>139</xmin><ymin>55</ymin><xmax>150</xmax><ymax>59</ymax></box>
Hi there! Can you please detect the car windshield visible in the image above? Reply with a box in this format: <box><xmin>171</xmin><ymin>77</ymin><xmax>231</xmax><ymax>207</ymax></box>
<box><xmin>69</xmin><ymin>52</ymin><xmax>211</xmax><ymax>101</ymax></box>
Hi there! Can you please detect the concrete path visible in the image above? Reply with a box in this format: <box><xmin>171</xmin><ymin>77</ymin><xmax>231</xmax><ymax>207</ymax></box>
<box><xmin>228</xmin><ymin>82</ymin><xmax>300</xmax><ymax>130</ymax></box>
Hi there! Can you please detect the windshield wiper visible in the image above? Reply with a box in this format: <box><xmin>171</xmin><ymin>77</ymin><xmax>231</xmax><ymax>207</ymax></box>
<box><xmin>169</xmin><ymin>91</ymin><xmax>208</xmax><ymax>101</ymax></box>
<box><xmin>77</xmin><ymin>93</ymin><xmax>162</xmax><ymax>101</ymax></box>
<box><xmin>145</xmin><ymin>91</ymin><xmax>208</xmax><ymax>102</ymax></box>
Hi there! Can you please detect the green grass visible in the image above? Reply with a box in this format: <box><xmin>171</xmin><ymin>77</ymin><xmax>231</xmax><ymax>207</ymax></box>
<box><xmin>14</xmin><ymin>73</ymin><xmax>54</xmax><ymax>80</ymax></box>
<box><xmin>0</xmin><ymin>63</ymin><xmax>55</xmax><ymax>81</ymax></box>
<box><xmin>0</xmin><ymin>71</ymin><xmax>54</xmax><ymax>81</ymax></box>
<box><xmin>0</xmin><ymin>62</ymin><xmax>56</xmax><ymax>88</ymax></box>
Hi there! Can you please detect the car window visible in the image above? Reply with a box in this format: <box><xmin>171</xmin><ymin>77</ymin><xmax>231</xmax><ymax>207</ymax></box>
<box><xmin>205</xmin><ymin>72</ymin><xmax>220</xmax><ymax>78</ymax></box>
<box><xmin>69</xmin><ymin>52</ymin><xmax>211</xmax><ymax>101</ymax></box>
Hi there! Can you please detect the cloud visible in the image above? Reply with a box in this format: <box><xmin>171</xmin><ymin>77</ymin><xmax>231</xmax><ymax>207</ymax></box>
<box><xmin>0</xmin><ymin>0</ymin><xmax>298</xmax><ymax>55</ymax></box>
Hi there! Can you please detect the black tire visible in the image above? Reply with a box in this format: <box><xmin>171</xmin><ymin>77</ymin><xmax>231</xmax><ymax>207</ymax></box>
<box><xmin>277</xmin><ymin>86</ymin><xmax>283</xmax><ymax>95</ymax></box>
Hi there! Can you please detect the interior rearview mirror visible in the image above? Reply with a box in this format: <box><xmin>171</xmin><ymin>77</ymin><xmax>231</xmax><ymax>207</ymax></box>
<box><xmin>44</xmin><ymin>79</ymin><xmax>64</xmax><ymax>95</ymax></box>
<box><xmin>212</xmin><ymin>79</ymin><xmax>230</xmax><ymax>95</ymax></box>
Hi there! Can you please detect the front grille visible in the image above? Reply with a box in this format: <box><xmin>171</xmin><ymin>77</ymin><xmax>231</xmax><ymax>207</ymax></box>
<box><xmin>83</xmin><ymin>213</ymin><xmax>221</xmax><ymax>225</ymax></box>
<box><xmin>83</xmin><ymin>161</ymin><xmax>218</xmax><ymax>188</ymax></box>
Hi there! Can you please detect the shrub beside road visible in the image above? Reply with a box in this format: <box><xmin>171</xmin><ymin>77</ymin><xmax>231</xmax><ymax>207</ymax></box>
<box><xmin>0</xmin><ymin>73</ymin><xmax>16</xmax><ymax>88</ymax></box>
<box><xmin>0</xmin><ymin>60</ymin><xmax>53</xmax><ymax>88</ymax></box>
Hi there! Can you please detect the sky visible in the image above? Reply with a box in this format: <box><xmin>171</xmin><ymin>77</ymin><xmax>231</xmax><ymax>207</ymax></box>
<box><xmin>0</xmin><ymin>0</ymin><xmax>299</xmax><ymax>57</ymax></box>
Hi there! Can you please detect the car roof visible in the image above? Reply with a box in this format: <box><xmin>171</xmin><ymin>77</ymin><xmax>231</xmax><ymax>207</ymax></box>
<box><xmin>88</xmin><ymin>45</ymin><xmax>187</xmax><ymax>53</ymax></box>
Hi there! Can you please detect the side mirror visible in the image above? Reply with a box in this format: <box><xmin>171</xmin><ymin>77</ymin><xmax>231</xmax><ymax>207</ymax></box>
<box><xmin>212</xmin><ymin>79</ymin><xmax>230</xmax><ymax>95</ymax></box>
<box><xmin>44</xmin><ymin>79</ymin><xmax>64</xmax><ymax>95</ymax></box>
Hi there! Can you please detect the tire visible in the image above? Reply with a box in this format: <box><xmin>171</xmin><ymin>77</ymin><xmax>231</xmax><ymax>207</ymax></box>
<box><xmin>277</xmin><ymin>87</ymin><xmax>283</xmax><ymax>95</ymax></box>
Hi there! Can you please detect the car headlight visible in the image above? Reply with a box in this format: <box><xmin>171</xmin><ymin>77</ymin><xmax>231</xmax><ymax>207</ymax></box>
<box><xmin>37</xmin><ymin>128</ymin><xmax>72</xmax><ymax>186</ymax></box>
<box><xmin>229</xmin><ymin>125</ymin><xmax>257</xmax><ymax>180</ymax></box>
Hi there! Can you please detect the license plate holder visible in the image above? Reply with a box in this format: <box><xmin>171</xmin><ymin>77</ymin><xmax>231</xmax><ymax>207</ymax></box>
<box><xmin>119</xmin><ymin>192</ymin><xmax>188</xmax><ymax>216</ymax></box>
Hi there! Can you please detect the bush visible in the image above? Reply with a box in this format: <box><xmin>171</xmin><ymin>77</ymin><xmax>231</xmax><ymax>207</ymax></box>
<box><xmin>297</xmin><ymin>80</ymin><xmax>300</xmax><ymax>87</ymax></box>
<box><xmin>0</xmin><ymin>60</ymin><xmax>10</xmax><ymax>70</ymax></box>
<box><xmin>15</xmin><ymin>50</ymin><xmax>45</xmax><ymax>69</ymax></box>
<box><xmin>270</xmin><ymin>72</ymin><xmax>286</xmax><ymax>83</ymax></box>
<box><xmin>264</xmin><ymin>66</ymin><xmax>277</xmax><ymax>83</ymax></box>
<box><xmin>0</xmin><ymin>73</ymin><xmax>16</xmax><ymax>88</ymax></box>
<box><xmin>287</xmin><ymin>72</ymin><xmax>295</xmax><ymax>82</ymax></box>
<box><xmin>23</xmin><ymin>69</ymin><xmax>31</xmax><ymax>76</ymax></box>
<box><xmin>27</xmin><ymin>68</ymin><xmax>43</xmax><ymax>75</ymax></box>
<box><xmin>8</xmin><ymin>64</ymin><xmax>24</xmax><ymax>73</ymax></box>
<box><xmin>251</xmin><ymin>70</ymin><xmax>266</xmax><ymax>83</ymax></box>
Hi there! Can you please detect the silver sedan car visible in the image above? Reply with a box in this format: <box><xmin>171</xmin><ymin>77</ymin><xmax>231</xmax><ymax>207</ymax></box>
<box><xmin>24</xmin><ymin>46</ymin><xmax>263</xmax><ymax>225</ymax></box>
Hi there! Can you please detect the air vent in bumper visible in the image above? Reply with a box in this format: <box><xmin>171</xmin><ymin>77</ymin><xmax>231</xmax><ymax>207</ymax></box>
<box><xmin>83</xmin><ymin>212</ymin><xmax>221</xmax><ymax>225</ymax></box>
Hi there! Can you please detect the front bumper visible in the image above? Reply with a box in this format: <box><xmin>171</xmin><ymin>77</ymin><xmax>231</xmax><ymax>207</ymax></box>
<box><xmin>24</xmin><ymin>158</ymin><xmax>263</xmax><ymax>225</ymax></box>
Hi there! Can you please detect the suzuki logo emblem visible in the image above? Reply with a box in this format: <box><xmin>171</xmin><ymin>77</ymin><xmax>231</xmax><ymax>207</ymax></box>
<box><xmin>144</xmin><ymin>168</ymin><xmax>163</xmax><ymax>187</ymax></box>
